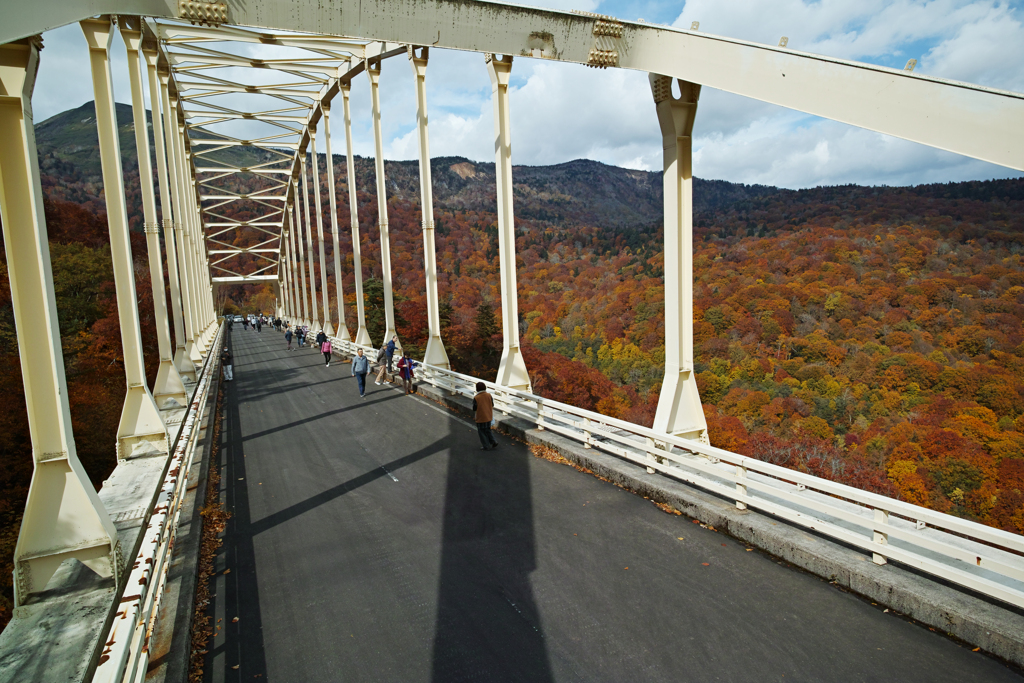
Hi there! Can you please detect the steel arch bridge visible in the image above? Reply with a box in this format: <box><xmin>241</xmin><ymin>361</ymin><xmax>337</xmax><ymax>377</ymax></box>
<box><xmin>0</xmin><ymin>1</ymin><xmax>1022</xmax><ymax>681</ymax></box>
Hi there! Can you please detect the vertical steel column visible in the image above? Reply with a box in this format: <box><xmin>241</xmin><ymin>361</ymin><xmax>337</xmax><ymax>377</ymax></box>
<box><xmin>180</xmin><ymin>159</ymin><xmax>206</xmax><ymax>357</ymax></box>
<box><xmin>409</xmin><ymin>47</ymin><xmax>450</xmax><ymax>369</ymax></box>
<box><xmin>486</xmin><ymin>54</ymin><xmax>531</xmax><ymax>391</ymax></box>
<box><xmin>366</xmin><ymin>58</ymin><xmax>399</xmax><ymax>348</ymax></box>
<box><xmin>323</xmin><ymin>102</ymin><xmax>350</xmax><ymax>340</ymax></box>
<box><xmin>300</xmin><ymin>154</ymin><xmax>321</xmax><ymax>330</ymax></box>
<box><xmin>166</xmin><ymin>91</ymin><xmax>203</xmax><ymax>366</ymax></box>
<box><xmin>293</xmin><ymin>176</ymin><xmax>311</xmax><ymax>327</ymax></box>
<box><xmin>310</xmin><ymin>125</ymin><xmax>334</xmax><ymax>335</ymax></box>
<box><xmin>0</xmin><ymin>37</ymin><xmax>122</xmax><ymax>608</ymax></box>
<box><xmin>148</xmin><ymin>53</ymin><xmax>190</xmax><ymax>383</ymax></box>
<box><xmin>81</xmin><ymin>17</ymin><xmax>168</xmax><ymax>459</ymax></box>
<box><xmin>121</xmin><ymin>25</ymin><xmax>187</xmax><ymax>411</ymax></box>
<box><xmin>342</xmin><ymin>81</ymin><xmax>371</xmax><ymax>345</ymax></box>
<box><xmin>177</xmin><ymin>126</ymin><xmax>208</xmax><ymax>357</ymax></box>
<box><xmin>650</xmin><ymin>75</ymin><xmax>708</xmax><ymax>442</ymax></box>
<box><xmin>160</xmin><ymin>76</ymin><xmax>199</xmax><ymax>379</ymax></box>
<box><xmin>281</xmin><ymin>222</ymin><xmax>294</xmax><ymax>321</ymax></box>
<box><xmin>286</xmin><ymin>205</ymin><xmax>303</xmax><ymax>324</ymax></box>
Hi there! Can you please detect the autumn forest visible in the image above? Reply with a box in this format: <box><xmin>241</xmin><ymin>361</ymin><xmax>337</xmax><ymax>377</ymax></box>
<box><xmin>1</xmin><ymin>101</ymin><xmax>1023</xmax><ymax>628</ymax></box>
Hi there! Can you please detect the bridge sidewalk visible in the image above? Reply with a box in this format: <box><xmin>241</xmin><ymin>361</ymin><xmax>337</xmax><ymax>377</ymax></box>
<box><xmin>197</xmin><ymin>326</ymin><xmax>1022</xmax><ymax>682</ymax></box>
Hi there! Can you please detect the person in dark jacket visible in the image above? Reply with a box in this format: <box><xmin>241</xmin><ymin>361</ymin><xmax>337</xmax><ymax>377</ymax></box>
<box><xmin>316</xmin><ymin>330</ymin><xmax>327</xmax><ymax>351</ymax></box>
<box><xmin>385</xmin><ymin>336</ymin><xmax>397</xmax><ymax>372</ymax></box>
<box><xmin>472</xmin><ymin>381</ymin><xmax>498</xmax><ymax>450</ymax></box>
<box><xmin>285</xmin><ymin>327</ymin><xmax>293</xmax><ymax>350</ymax></box>
<box><xmin>351</xmin><ymin>348</ymin><xmax>369</xmax><ymax>398</ymax></box>
<box><xmin>221</xmin><ymin>346</ymin><xmax>234</xmax><ymax>381</ymax></box>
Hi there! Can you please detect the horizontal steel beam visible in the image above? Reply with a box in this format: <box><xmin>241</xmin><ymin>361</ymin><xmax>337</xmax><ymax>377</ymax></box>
<box><xmin>5</xmin><ymin>0</ymin><xmax>1022</xmax><ymax>168</ymax></box>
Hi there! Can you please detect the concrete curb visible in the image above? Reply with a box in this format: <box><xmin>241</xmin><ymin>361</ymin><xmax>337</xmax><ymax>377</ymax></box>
<box><xmin>414</xmin><ymin>380</ymin><xmax>1024</xmax><ymax>669</ymax></box>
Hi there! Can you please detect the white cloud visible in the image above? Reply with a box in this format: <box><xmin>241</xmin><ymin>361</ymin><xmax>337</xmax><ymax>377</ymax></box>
<box><xmin>28</xmin><ymin>1</ymin><xmax>1024</xmax><ymax>189</ymax></box>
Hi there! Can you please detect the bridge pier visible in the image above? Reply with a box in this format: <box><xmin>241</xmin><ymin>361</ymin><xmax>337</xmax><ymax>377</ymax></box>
<box><xmin>323</xmin><ymin>101</ymin><xmax>351</xmax><ymax>340</ymax></box>
<box><xmin>649</xmin><ymin>74</ymin><xmax>708</xmax><ymax>443</ymax></box>
<box><xmin>486</xmin><ymin>54</ymin><xmax>531</xmax><ymax>392</ymax></box>
<box><xmin>0</xmin><ymin>35</ymin><xmax>124</xmax><ymax>608</ymax></box>
<box><xmin>410</xmin><ymin>47</ymin><xmax>451</xmax><ymax>370</ymax></box>
<box><xmin>121</xmin><ymin>22</ymin><xmax>189</xmax><ymax>418</ymax></box>
<box><xmin>82</xmin><ymin>17</ymin><xmax>169</xmax><ymax>460</ymax></box>
<box><xmin>310</xmin><ymin>124</ymin><xmax>335</xmax><ymax>335</ymax></box>
<box><xmin>342</xmin><ymin>79</ymin><xmax>373</xmax><ymax>346</ymax></box>
<box><xmin>367</xmin><ymin>55</ymin><xmax>400</xmax><ymax>350</ymax></box>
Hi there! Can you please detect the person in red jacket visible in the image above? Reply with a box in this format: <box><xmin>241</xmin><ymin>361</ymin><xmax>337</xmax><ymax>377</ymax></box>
<box><xmin>397</xmin><ymin>354</ymin><xmax>416</xmax><ymax>394</ymax></box>
<box><xmin>472</xmin><ymin>381</ymin><xmax>499</xmax><ymax>450</ymax></box>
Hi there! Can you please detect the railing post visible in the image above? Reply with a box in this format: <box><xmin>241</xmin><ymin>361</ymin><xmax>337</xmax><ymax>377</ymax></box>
<box><xmin>81</xmin><ymin>17</ymin><xmax>168</xmax><ymax>459</ymax></box>
<box><xmin>486</xmin><ymin>53</ymin><xmax>531</xmax><ymax>391</ymax></box>
<box><xmin>341</xmin><ymin>78</ymin><xmax>372</xmax><ymax>346</ymax></box>
<box><xmin>121</xmin><ymin>22</ymin><xmax>188</xmax><ymax>412</ymax></box>
<box><xmin>873</xmin><ymin>508</ymin><xmax>889</xmax><ymax>565</ymax></box>
<box><xmin>310</xmin><ymin>122</ymin><xmax>334</xmax><ymax>335</ymax></box>
<box><xmin>160</xmin><ymin>75</ymin><xmax>199</xmax><ymax>379</ymax></box>
<box><xmin>583</xmin><ymin>417</ymin><xmax>592</xmax><ymax>448</ymax></box>
<box><xmin>0</xmin><ymin>35</ymin><xmax>123</xmax><ymax>608</ymax></box>
<box><xmin>409</xmin><ymin>47</ymin><xmax>451</xmax><ymax>369</ymax></box>
<box><xmin>293</xmin><ymin>174</ymin><xmax>312</xmax><ymax>328</ymax></box>
<box><xmin>323</xmin><ymin>100</ymin><xmax>350</xmax><ymax>340</ymax></box>
<box><xmin>148</xmin><ymin>53</ymin><xmax>191</xmax><ymax>383</ymax></box>
<box><xmin>649</xmin><ymin>74</ymin><xmax>708</xmax><ymax>442</ymax></box>
<box><xmin>366</xmin><ymin>55</ymin><xmax>399</xmax><ymax>348</ymax></box>
<box><xmin>736</xmin><ymin>464</ymin><xmax>748</xmax><ymax>510</ymax></box>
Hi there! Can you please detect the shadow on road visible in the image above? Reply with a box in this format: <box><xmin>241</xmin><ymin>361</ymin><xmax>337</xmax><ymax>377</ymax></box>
<box><xmin>431</xmin><ymin>431</ymin><xmax>555</xmax><ymax>681</ymax></box>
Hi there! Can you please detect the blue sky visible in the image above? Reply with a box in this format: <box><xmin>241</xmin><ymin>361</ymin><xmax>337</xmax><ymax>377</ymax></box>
<box><xmin>31</xmin><ymin>0</ymin><xmax>1024</xmax><ymax>189</ymax></box>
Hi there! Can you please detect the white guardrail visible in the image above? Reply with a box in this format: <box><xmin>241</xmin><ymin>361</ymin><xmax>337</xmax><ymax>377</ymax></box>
<box><xmin>333</xmin><ymin>336</ymin><xmax>1024</xmax><ymax>610</ymax></box>
<box><xmin>95</xmin><ymin>323</ymin><xmax>224</xmax><ymax>683</ymax></box>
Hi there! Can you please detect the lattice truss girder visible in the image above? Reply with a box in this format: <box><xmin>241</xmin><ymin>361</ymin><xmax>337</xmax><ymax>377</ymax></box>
<box><xmin>152</xmin><ymin>20</ymin><xmax>369</xmax><ymax>283</ymax></box>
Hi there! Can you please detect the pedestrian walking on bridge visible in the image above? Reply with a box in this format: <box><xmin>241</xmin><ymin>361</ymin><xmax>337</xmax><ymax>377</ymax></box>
<box><xmin>322</xmin><ymin>338</ymin><xmax>333</xmax><ymax>367</ymax></box>
<box><xmin>351</xmin><ymin>348</ymin><xmax>369</xmax><ymax>398</ymax></box>
<box><xmin>473</xmin><ymin>382</ymin><xmax>498</xmax><ymax>450</ymax></box>
<box><xmin>374</xmin><ymin>343</ymin><xmax>388</xmax><ymax>385</ymax></box>
<box><xmin>221</xmin><ymin>346</ymin><xmax>234</xmax><ymax>382</ymax></box>
<box><xmin>397</xmin><ymin>354</ymin><xmax>416</xmax><ymax>395</ymax></box>
<box><xmin>285</xmin><ymin>327</ymin><xmax>293</xmax><ymax>350</ymax></box>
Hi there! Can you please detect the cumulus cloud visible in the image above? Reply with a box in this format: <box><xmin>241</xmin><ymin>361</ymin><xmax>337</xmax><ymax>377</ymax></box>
<box><xmin>29</xmin><ymin>1</ymin><xmax>1024</xmax><ymax>189</ymax></box>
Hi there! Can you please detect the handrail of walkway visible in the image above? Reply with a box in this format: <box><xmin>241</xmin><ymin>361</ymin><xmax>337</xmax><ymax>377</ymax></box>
<box><xmin>92</xmin><ymin>322</ymin><xmax>224</xmax><ymax>683</ymax></box>
<box><xmin>331</xmin><ymin>336</ymin><xmax>1024</xmax><ymax>610</ymax></box>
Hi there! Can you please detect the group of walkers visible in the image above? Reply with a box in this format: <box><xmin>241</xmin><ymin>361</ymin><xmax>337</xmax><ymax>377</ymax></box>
<box><xmin>223</xmin><ymin>315</ymin><xmax>502</xmax><ymax>451</ymax></box>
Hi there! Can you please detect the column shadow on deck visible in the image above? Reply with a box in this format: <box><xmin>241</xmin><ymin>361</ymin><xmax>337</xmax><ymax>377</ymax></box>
<box><xmin>431</xmin><ymin>434</ymin><xmax>555</xmax><ymax>682</ymax></box>
<box><xmin>207</xmin><ymin>326</ymin><xmax>269</xmax><ymax>681</ymax></box>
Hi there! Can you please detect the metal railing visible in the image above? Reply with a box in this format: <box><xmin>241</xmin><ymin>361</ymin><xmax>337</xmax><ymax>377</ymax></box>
<box><xmin>331</xmin><ymin>336</ymin><xmax>1024</xmax><ymax>610</ymax></box>
<box><xmin>94</xmin><ymin>323</ymin><xmax>224</xmax><ymax>683</ymax></box>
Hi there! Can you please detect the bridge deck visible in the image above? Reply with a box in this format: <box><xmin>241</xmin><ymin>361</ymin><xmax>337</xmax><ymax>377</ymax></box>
<box><xmin>203</xmin><ymin>327</ymin><xmax>1021</xmax><ymax>682</ymax></box>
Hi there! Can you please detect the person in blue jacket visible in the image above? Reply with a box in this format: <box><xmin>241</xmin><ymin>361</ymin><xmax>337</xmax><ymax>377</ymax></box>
<box><xmin>351</xmin><ymin>348</ymin><xmax>369</xmax><ymax>398</ymax></box>
<box><xmin>386</xmin><ymin>336</ymin><xmax>397</xmax><ymax>372</ymax></box>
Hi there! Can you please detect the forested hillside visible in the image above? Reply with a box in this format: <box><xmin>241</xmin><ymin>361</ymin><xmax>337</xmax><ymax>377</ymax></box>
<box><xmin>1</xmin><ymin>102</ymin><xmax>1022</xmax><ymax>629</ymax></box>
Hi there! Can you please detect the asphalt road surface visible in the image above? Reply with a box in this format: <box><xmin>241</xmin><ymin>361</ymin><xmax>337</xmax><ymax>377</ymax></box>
<box><xmin>202</xmin><ymin>326</ymin><xmax>1023</xmax><ymax>683</ymax></box>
